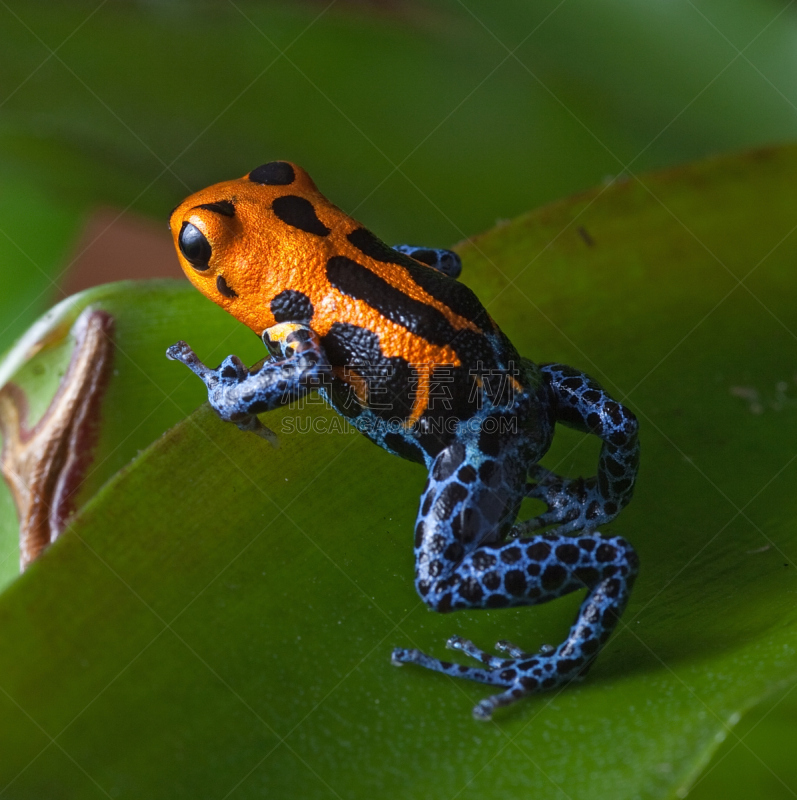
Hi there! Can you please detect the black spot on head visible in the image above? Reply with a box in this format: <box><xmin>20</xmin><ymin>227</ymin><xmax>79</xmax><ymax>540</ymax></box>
<box><xmin>249</xmin><ymin>161</ymin><xmax>296</xmax><ymax>185</ymax></box>
<box><xmin>270</xmin><ymin>289</ymin><xmax>314</xmax><ymax>323</ymax></box>
<box><xmin>217</xmin><ymin>275</ymin><xmax>237</xmax><ymax>298</ymax></box>
<box><xmin>221</xmin><ymin>365</ymin><xmax>238</xmax><ymax>379</ymax></box>
<box><xmin>195</xmin><ymin>200</ymin><xmax>235</xmax><ymax>217</ymax></box>
<box><xmin>272</xmin><ymin>195</ymin><xmax>330</xmax><ymax>236</ymax></box>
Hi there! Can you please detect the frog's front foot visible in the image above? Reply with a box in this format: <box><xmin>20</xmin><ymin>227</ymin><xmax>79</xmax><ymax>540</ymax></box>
<box><xmin>166</xmin><ymin>340</ymin><xmax>214</xmax><ymax>381</ymax></box>
<box><xmin>392</xmin><ymin>636</ymin><xmax>592</xmax><ymax>720</ymax></box>
<box><xmin>166</xmin><ymin>341</ymin><xmax>279</xmax><ymax>445</ymax></box>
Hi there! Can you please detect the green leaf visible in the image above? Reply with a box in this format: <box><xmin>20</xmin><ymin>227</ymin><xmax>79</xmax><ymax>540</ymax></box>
<box><xmin>1</xmin><ymin>144</ymin><xmax>796</xmax><ymax>797</ymax></box>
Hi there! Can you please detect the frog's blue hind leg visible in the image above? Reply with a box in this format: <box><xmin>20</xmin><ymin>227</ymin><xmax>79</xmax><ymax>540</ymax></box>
<box><xmin>393</xmin><ymin>244</ymin><xmax>462</xmax><ymax>278</ymax></box>
<box><xmin>392</xmin><ymin>434</ymin><xmax>638</xmax><ymax>719</ymax></box>
<box><xmin>514</xmin><ymin>363</ymin><xmax>640</xmax><ymax>536</ymax></box>
<box><xmin>166</xmin><ymin>322</ymin><xmax>331</xmax><ymax>441</ymax></box>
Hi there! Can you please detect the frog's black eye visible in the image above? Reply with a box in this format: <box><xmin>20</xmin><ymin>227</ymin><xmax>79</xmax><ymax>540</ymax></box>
<box><xmin>179</xmin><ymin>222</ymin><xmax>212</xmax><ymax>270</ymax></box>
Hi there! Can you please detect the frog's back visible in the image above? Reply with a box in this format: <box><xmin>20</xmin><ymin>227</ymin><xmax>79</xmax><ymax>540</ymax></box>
<box><xmin>169</xmin><ymin>161</ymin><xmax>529</xmax><ymax>458</ymax></box>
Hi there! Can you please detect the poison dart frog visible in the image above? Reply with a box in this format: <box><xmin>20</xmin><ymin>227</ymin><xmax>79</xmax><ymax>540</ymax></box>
<box><xmin>166</xmin><ymin>161</ymin><xmax>640</xmax><ymax>720</ymax></box>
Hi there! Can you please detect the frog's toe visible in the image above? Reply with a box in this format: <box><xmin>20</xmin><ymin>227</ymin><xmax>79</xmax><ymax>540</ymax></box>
<box><xmin>447</xmin><ymin>636</ymin><xmax>510</xmax><ymax>669</ymax></box>
<box><xmin>166</xmin><ymin>340</ymin><xmax>195</xmax><ymax>363</ymax></box>
<box><xmin>495</xmin><ymin>639</ymin><xmax>531</xmax><ymax>658</ymax></box>
<box><xmin>166</xmin><ymin>341</ymin><xmax>213</xmax><ymax>380</ymax></box>
<box><xmin>473</xmin><ymin>686</ymin><xmax>531</xmax><ymax>720</ymax></box>
<box><xmin>393</xmin><ymin>637</ymin><xmax>600</xmax><ymax>718</ymax></box>
<box><xmin>234</xmin><ymin>414</ymin><xmax>279</xmax><ymax>447</ymax></box>
<box><xmin>390</xmin><ymin>646</ymin><xmax>507</xmax><ymax>686</ymax></box>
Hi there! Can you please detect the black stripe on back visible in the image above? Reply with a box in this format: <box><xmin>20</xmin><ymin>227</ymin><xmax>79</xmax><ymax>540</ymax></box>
<box><xmin>347</xmin><ymin>227</ymin><xmax>418</xmax><ymax>267</ymax></box>
<box><xmin>326</xmin><ymin>255</ymin><xmax>457</xmax><ymax>346</ymax></box>
<box><xmin>272</xmin><ymin>195</ymin><xmax>330</xmax><ymax>236</ymax></box>
<box><xmin>347</xmin><ymin>227</ymin><xmax>487</xmax><ymax>329</ymax></box>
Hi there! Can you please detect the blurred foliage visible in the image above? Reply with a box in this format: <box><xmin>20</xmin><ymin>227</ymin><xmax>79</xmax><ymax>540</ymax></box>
<box><xmin>3</xmin><ymin>0</ymin><xmax>797</xmax><ymax>346</ymax></box>
<box><xmin>1</xmin><ymin>0</ymin><xmax>797</xmax><ymax>797</ymax></box>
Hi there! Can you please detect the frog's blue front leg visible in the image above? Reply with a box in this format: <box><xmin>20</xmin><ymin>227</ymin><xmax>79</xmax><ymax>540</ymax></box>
<box><xmin>166</xmin><ymin>322</ymin><xmax>331</xmax><ymax>441</ymax></box>
<box><xmin>392</xmin><ymin>434</ymin><xmax>638</xmax><ymax>719</ymax></box>
<box><xmin>393</xmin><ymin>244</ymin><xmax>462</xmax><ymax>278</ymax></box>
<box><xmin>515</xmin><ymin>363</ymin><xmax>640</xmax><ymax>536</ymax></box>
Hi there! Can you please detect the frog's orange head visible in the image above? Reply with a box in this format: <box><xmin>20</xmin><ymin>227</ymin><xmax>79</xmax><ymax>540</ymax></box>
<box><xmin>168</xmin><ymin>161</ymin><xmax>336</xmax><ymax>334</ymax></box>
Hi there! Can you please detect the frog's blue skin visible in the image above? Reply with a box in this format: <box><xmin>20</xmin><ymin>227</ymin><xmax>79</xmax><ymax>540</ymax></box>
<box><xmin>167</xmin><ymin>244</ymin><xmax>640</xmax><ymax>720</ymax></box>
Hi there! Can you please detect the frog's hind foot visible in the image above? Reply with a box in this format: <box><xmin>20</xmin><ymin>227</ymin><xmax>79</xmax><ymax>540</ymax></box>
<box><xmin>392</xmin><ymin>638</ymin><xmax>590</xmax><ymax>720</ymax></box>
<box><xmin>514</xmin><ymin>467</ymin><xmax>597</xmax><ymax>536</ymax></box>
